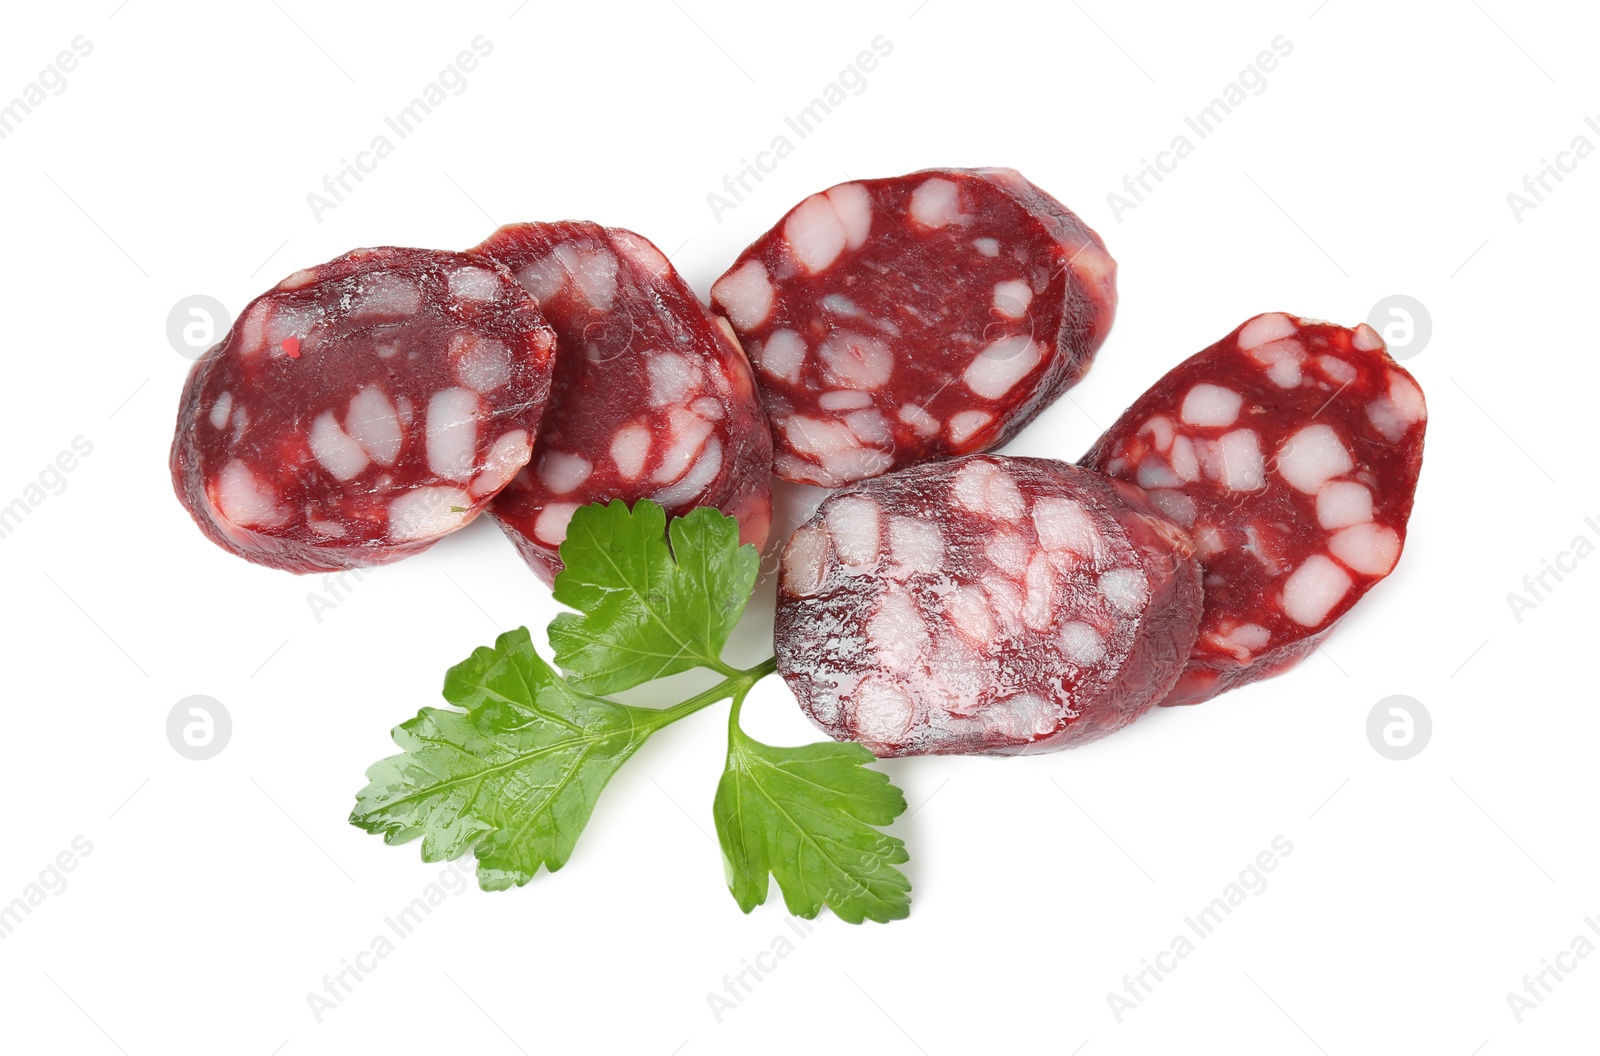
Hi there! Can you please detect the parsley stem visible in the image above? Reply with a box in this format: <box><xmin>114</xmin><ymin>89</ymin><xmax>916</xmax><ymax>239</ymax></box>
<box><xmin>647</xmin><ymin>655</ymin><xmax>777</xmax><ymax>730</ymax></box>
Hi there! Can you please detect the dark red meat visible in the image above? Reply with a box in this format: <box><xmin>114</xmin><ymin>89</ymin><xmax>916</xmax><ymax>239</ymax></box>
<box><xmin>170</xmin><ymin>247</ymin><xmax>556</xmax><ymax>572</ymax></box>
<box><xmin>711</xmin><ymin>168</ymin><xmax>1116</xmax><ymax>486</ymax></box>
<box><xmin>1081</xmin><ymin>313</ymin><xmax>1428</xmax><ymax>706</ymax></box>
<box><xmin>473</xmin><ymin>222</ymin><xmax>773</xmax><ymax>582</ymax></box>
<box><xmin>774</xmin><ymin>454</ymin><xmax>1202</xmax><ymax>756</ymax></box>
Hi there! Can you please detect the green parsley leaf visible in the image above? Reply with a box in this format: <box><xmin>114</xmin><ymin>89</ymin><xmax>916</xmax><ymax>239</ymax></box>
<box><xmin>350</xmin><ymin>627</ymin><xmax>666</xmax><ymax>890</ymax></box>
<box><xmin>715</xmin><ymin>714</ymin><xmax>912</xmax><ymax>924</ymax></box>
<box><xmin>549</xmin><ymin>500</ymin><xmax>760</xmax><ymax>693</ymax></box>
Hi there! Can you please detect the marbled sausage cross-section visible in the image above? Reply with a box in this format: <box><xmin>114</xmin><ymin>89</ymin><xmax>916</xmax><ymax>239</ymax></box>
<box><xmin>473</xmin><ymin>222</ymin><xmax>774</xmax><ymax>582</ymax></box>
<box><xmin>775</xmin><ymin>455</ymin><xmax>1203</xmax><ymax>757</ymax></box>
<box><xmin>170</xmin><ymin>247</ymin><xmax>557</xmax><ymax>572</ymax></box>
<box><xmin>1081</xmin><ymin>313</ymin><xmax>1428</xmax><ymax>706</ymax></box>
<box><xmin>712</xmin><ymin>168</ymin><xmax>1117</xmax><ymax>486</ymax></box>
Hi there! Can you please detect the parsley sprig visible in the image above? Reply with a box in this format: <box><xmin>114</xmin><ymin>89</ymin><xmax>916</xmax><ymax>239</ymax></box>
<box><xmin>350</xmin><ymin>500</ymin><xmax>912</xmax><ymax>923</ymax></box>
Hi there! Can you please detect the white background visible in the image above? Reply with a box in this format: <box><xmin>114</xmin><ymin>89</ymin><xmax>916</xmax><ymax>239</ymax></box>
<box><xmin>1</xmin><ymin>1</ymin><xmax>1595</xmax><ymax>1052</ymax></box>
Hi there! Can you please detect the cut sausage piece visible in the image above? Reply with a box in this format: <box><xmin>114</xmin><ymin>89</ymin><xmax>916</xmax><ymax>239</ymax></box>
<box><xmin>712</xmin><ymin>168</ymin><xmax>1116</xmax><ymax>487</ymax></box>
<box><xmin>473</xmin><ymin>222</ymin><xmax>774</xmax><ymax>582</ymax></box>
<box><xmin>170</xmin><ymin>247</ymin><xmax>556</xmax><ymax>573</ymax></box>
<box><xmin>1081</xmin><ymin>313</ymin><xmax>1428</xmax><ymax>707</ymax></box>
<box><xmin>774</xmin><ymin>455</ymin><xmax>1203</xmax><ymax>756</ymax></box>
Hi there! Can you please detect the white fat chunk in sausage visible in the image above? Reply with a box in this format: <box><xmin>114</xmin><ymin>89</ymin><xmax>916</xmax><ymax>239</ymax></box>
<box><xmin>909</xmin><ymin>177</ymin><xmax>962</xmax><ymax>228</ymax></box>
<box><xmin>1317</xmin><ymin>480</ymin><xmax>1373</xmax><ymax>529</ymax></box>
<box><xmin>350</xmin><ymin>273</ymin><xmax>422</xmax><ymax>318</ymax></box>
<box><xmin>758</xmin><ymin>328</ymin><xmax>807</xmax><ymax>384</ymax></box>
<box><xmin>1141</xmin><ymin>415</ymin><xmax>1176</xmax><ymax>452</ymax></box>
<box><xmin>819</xmin><ymin>389</ymin><xmax>874</xmax><ymax>411</ymax></box>
<box><xmin>1208</xmin><ymin>428</ymin><xmax>1266</xmax><ymax>491</ymax></box>
<box><xmin>1329</xmin><ymin>522</ymin><xmax>1400</xmax><ymax>576</ymax></box>
<box><xmin>1033</xmin><ymin>498</ymin><xmax>1105</xmax><ymax>561</ymax></box>
<box><xmin>537</xmin><ymin>451</ymin><xmax>593</xmax><ymax>494</ymax></box>
<box><xmin>533</xmin><ymin>502</ymin><xmax>580</xmax><ymax>546</ymax></box>
<box><xmin>785</xmin><ymin>192</ymin><xmax>852</xmax><ymax>273</ymax></box>
<box><xmin>711</xmin><ymin>259</ymin><xmax>776</xmax><ymax>330</ymax></box>
<box><xmin>818</xmin><ymin>331</ymin><xmax>893</xmax><ymax>389</ymax></box>
<box><xmin>516</xmin><ymin>256</ymin><xmax>567</xmax><ymax>303</ymax></box>
<box><xmin>845</xmin><ymin>408</ymin><xmax>893</xmax><ymax>446</ymax></box>
<box><xmin>691</xmin><ymin>396</ymin><xmax>725</xmax><ymax>420</ymax></box>
<box><xmin>1281</xmin><ymin>553</ymin><xmax>1352</xmax><ymax>627</ymax></box>
<box><xmin>854</xmin><ymin>677</ymin><xmax>916</xmax><ymax>746</ymax></box>
<box><xmin>610</xmin><ymin>424</ymin><xmax>651</xmax><ymax>481</ymax></box>
<box><xmin>1137</xmin><ymin>457</ymin><xmax>1182</xmax><ymax>489</ymax></box>
<box><xmin>266</xmin><ymin>303</ymin><xmax>322</xmax><ymax>353</ymax></box>
<box><xmin>946</xmin><ymin>585</ymin><xmax>997</xmax><ymax>642</ymax></box>
<box><xmin>898</xmin><ymin>403</ymin><xmax>940</xmax><ymax>438</ymax></box>
<box><xmin>387</xmin><ymin>485</ymin><xmax>471</xmax><ymax>543</ymax></box>
<box><xmin>1022</xmin><ymin>552</ymin><xmax>1055</xmax><ymax>630</ymax></box>
<box><xmin>554</xmin><ymin>244</ymin><xmax>618</xmax><ymax>311</ymax></box>
<box><xmin>426</xmin><ymin>387</ymin><xmax>481</xmax><ymax>482</ymax></box>
<box><xmin>454</xmin><ymin>335</ymin><xmax>512</xmax><ymax>392</ymax></box>
<box><xmin>783</xmin><ymin>415</ymin><xmax>862</xmax><ymax>459</ymax></box>
<box><xmin>870</xmin><ymin>586</ymin><xmax>929</xmax><ymax>668</ymax></box>
<box><xmin>1351</xmin><ymin>322</ymin><xmax>1384</xmax><ymax>352</ymax></box>
<box><xmin>1318</xmin><ymin>355</ymin><xmax>1358</xmax><ymax>385</ymax></box>
<box><xmin>1181</xmin><ymin>384</ymin><xmax>1244</xmax><ymax>427</ymax></box>
<box><xmin>1169</xmin><ymin>435</ymin><xmax>1201</xmax><ymax>482</ymax></box>
<box><xmin>992</xmin><ymin>280</ymin><xmax>1033</xmax><ymax>320</ymax></box>
<box><xmin>1277</xmin><ymin>424</ymin><xmax>1353</xmax><ymax>493</ymax></box>
<box><xmin>828</xmin><ymin>496</ymin><xmax>881</xmax><ymax>571</ymax></box>
<box><xmin>995</xmin><ymin>693</ymin><xmax>1059</xmax><ymax>739</ymax></box>
<box><xmin>783</xmin><ymin>525</ymin><xmax>830</xmax><ymax>597</ymax></box>
<box><xmin>215</xmin><ymin>460</ymin><xmax>288</xmax><ymax>528</ymax></box>
<box><xmin>1367</xmin><ymin>372</ymin><xmax>1428</xmax><ymax>441</ymax></box>
<box><xmin>648</xmin><ymin>352</ymin><xmax>702</xmax><ymax>407</ymax></box>
<box><xmin>1069</xmin><ymin>241</ymin><xmax>1116</xmax><ymax>291</ymax></box>
<box><xmin>470</xmin><ymin>430</ymin><xmax>532</xmax><ymax>498</ymax></box>
<box><xmin>1237</xmin><ymin>312</ymin><xmax>1298</xmax><ymax>350</ymax></box>
<box><xmin>1098</xmin><ymin>568</ymin><xmax>1150</xmax><ymax>615</ymax></box>
<box><xmin>653</xmin><ymin>438</ymin><xmax>723</xmax><ymax>507</ymax></box>
<box><xmin>611</xmin><ymin>230</ymin><xmax>671</xmax><ymax>277</ymax></box>
<box><xmin>238</xmin><ymin>303</ymin><xmax>268</xmax><ymax>354</ymax></box>
<box><xmin>963</xmin><ymin>336</ymin><xmax>1041</xmax><ymax>400</ymax></box>
<box><xmin>952</xmin><ymin>460</ymin><xmax>1026</xmax><ymax>520</ymax></box>
<box><xmin>889</xmin><ymin>517</ymin><xmax>945</xmax><ymax>578</ymax></box>
<box><xmin>447</xmin><ymin>266</ymin><xmax>501</xmax><ymax>302</ymax></box>
<box><xmin>826</xmin><ymin>183</ymin><xmax>873</xmax><ymax>248</ymax></box>
<box><xmin>309</xmin><ymin>410</ymin><xmax>370</xmax><ymax>481</ymax></box>
<box><xmin>973</xmin><ymin>237</ymin><xmax>1000</xmax><ymax>257</ymax></box>
<box><xmin>1146</xmin><ymin>488</ymin><xmax>1197</xmax><ymax>526</ymax></box>
<box><xmin>209</xmin><ymin>392</ymin><xmax>232</xmax><ymax>429</ymax></box>
<box><xmin>1244</xmin><ymin>338</ymin><xmax>1305</xmax><ymax>387</ymax></box>
<box><xmin>985</xmin><ymin>530</ymin><xmax>1028</xmax><ymax>576</ymax></box>
<box><xmin>947</xmin><ymin>410</ymin><xmax>994</xmax><ymax>445</ymax></box>
<box><xmin>347</xmin><ymin>385</ymin><xmax>403</xmax><ymax>466</ymax></box>
<box><xmin>1057</xmin><ymin>621</ymin><xmax>1107</xmax><ymax>665</ymax></box>
<box><xmin>1210</xmin><ymin>621</ymin><xmax>1272</xmax><ymax>659</ymax></box>
<box><xmin>653</xmin><ymin>409</ymin><xmax>714</xmax><ymax>484</ymax></box>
